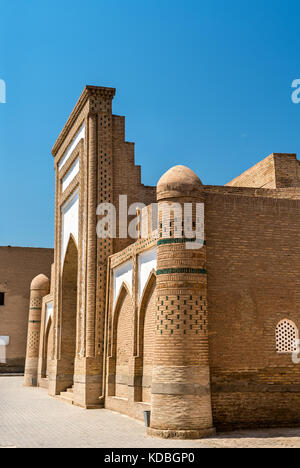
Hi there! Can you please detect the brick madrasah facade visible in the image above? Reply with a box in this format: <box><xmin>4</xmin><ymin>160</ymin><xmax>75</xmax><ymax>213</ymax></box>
<box><xmin>23</xmin><ymin>85</ymin><xmax>300</xmax><ymax>438</ymax></box>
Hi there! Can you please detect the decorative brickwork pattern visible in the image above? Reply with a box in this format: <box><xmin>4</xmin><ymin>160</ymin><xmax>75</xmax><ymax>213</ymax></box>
<box><xmin>27</xmin><ymin>330</ymin><xmax>40</xmax><ymax>354</ymax></box>
<box><xmin>142</xmin><ymin>281</ymin><xmax>156</xmax><ymax>403</ymax></box>
<box><xmin>96</xmin><ymin>109</ymin><xmax>114</xmax><ymax>358</ymax></box>
<box><xmin>148</xmin><ymin>166</ymin><xmax>215</xmax><ymax>439</ymax></box>
<box><xmin>276</xmin><ymin>320</ymin><xmax>298</xmax><ymax>353</ymax></box>
<box><xmin>157</xmin><ymin>294</ymin><xmax>207</xmax><ymax>336</ymax></box>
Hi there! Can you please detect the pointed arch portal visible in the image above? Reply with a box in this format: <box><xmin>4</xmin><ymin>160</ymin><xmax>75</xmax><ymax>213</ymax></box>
<box><xmin>113</xmin><ymin>282</ymin><xmax>133</xmax><ymax>399</ymax></box>
<box><xmin>138</xmin><ymin>271</ymin><xmax>156</xmax><ymax>403</ymax></box>
<box><xmin>42</xmin><ymin>316</ymin><xmax>53</xmax><ymax>379</ymax></box>
<box><xmin>60</xmin><ymin>235</ymin><xmax>78</xmax><ymax>388</ymax></box>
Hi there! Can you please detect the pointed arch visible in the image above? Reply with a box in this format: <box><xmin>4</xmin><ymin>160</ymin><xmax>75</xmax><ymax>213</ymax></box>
<box><xmin>113</xmin><ymin>260</ymin><xmax>133</xmax><ymax>307</ymax></box>
<box><xmin>45</xmin><ymin>316</ymin><xmax>52</xmax><ymax>347</ymax></box>
<box><xmin>61</xmin><ymin>190</ymin><xmax>79</xmax><ymax>264</ymax></box>
<box><xmin>62</xmin><ymin>234</ymin><xmax>78</xmax><ymax>271</ymax></box>
<box><xmin>111</xmin><ymin>281</ymin><xmax>132</xmax><ymax>357</ymax></box>
<box><xmin>111</xmin><ymin>281</ymin><xmax>133</xmax><ymax>399</ymax></box>
<box><xmin>137</xmin><ymin>269</ymin><xmax>156</xmax><ymax>357</ymax></box>
<box><xmin>114</xmin><ymin>281</ymin><xmax>132</xmax><ymax>315</ymax></box>
<box><xmin>138</xmin><ymin>248</ymin><xmax>157</xmax><ymax>301</ymax></box>
<box><xmin>45</xmin><ymin>301</ymin><xmax>53</xmax><ymax>331</ymax></box>
<box><xmin>42</xmin><ymin>316</ymin><xmax>53</xmax><ymax>378</ymax></box>
<box><xmin>137</xmin><ymin>270</ymin><xmax>156</xmax><ymax>403</ymax></box>
<box><xmin>60</xmin><ymin>233</ymin><xmax>78</xmax><ymax>388</ymax></box>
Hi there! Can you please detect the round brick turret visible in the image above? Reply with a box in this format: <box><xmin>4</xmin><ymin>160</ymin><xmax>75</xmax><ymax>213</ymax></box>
<box><xmin>24</xmin><ymin>274</ymin><xmax>50</xmax><ymax>387</ymax></box>
<box><xmin>148</xmin><ymin>165</ymin><xmax>215</xmax><ymax>439</ymax></box>
<box><xmin>157</xmin><ymin>165</ymin><xmax>203</xmax><ymax>199</ymax></box>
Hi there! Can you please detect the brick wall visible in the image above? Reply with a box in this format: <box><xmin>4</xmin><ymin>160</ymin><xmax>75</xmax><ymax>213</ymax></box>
<box><xmin>0</xmin><ymin>247</ymin><xmax>53</xmax><ymax>373</ymax></box>
<box><xmin>106</xmin><ymin>181</ymin><xmax>300</xmax><ymax>431</ymax></box>
<box><xmin>112</xmin><ymin>114</ymin><xmax>156</xmax><ymax>254</ymax></box>
<box><xmin>206</xmin><ymin>191</ymin><xmax>300</xmax><ymax>429</ymax></box>
<box><xmin>142</xmin><ymin>281</ymin><xmax>156</xmax><ymax>403</ymax></box>
<box><xmin>115</xmin><ymin>290</ymin><xmax>133</xmax><ymax>399</ymax></box>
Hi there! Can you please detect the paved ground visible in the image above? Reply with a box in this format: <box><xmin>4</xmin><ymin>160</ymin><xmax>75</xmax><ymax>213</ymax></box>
<box><xmin>1</xmin><ymin>377</ymin><xmax>300</xmax><ymax>448</ymax></box>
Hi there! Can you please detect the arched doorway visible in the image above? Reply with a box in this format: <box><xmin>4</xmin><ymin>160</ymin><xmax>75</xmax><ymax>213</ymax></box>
<box><xmin>113</xmin><ymin>283</ymin><xmax>133</xmax><ymax>399</ymax></box>
<box><xmin>42</xmin><ymin>317</ymin><xmax>53</xmax><ymax>379</ymax></box>
<box><xmin>139</xmin><ymin>272</ymin><xmax>156</xmax><ymax>403</ymax></box>
<box><xmin>60</xmin><ymin>235</ymin><xmax>78</xmax><ymax>389</ymax></box>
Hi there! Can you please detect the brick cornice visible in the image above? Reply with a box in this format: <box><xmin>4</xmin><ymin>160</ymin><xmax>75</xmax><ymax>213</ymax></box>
<box><xmin>52</xmin><ymin>85</ymin><xmax>116</xmax><ymax>157</ymax></box>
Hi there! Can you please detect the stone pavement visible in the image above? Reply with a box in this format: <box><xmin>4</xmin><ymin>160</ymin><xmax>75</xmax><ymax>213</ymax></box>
<box><xmin>1</xmin><ymin>376</ymin><xmax>300</xmax><ymax>448</ymax></box>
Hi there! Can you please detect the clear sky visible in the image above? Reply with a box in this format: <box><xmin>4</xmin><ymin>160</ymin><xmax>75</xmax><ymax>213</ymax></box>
<box><xmin>1</xmin><ymin>0</ymin><xmax>300</xmax><ymax>248</ymax></box>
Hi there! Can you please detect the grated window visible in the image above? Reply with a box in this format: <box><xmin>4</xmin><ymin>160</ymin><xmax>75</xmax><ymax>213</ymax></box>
<box><xmin>276</xmin><ymin>320</ymin><xmax>298</xmax><ymax>353</ymax></box>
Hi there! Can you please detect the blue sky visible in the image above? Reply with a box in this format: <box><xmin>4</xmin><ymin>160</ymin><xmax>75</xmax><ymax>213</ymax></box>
<box><xmin>1</xmin><ymin>0</ymin><xmax>300</xmax><ymax>247</ymax></box>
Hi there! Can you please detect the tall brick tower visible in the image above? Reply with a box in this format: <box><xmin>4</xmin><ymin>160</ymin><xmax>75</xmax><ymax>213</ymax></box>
<box><xmin>148</xmin><ymin>166</ymin><xmax>215</xmax><ymax>439</ymax></box>
<box><xmin>24</xmin><ymin>274</ymin><xmax>50</xmax><ymax>386</ymax></box>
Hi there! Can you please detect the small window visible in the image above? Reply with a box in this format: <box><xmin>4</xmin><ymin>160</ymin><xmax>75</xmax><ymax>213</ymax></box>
<box><xmin>276</xmin><ymin>319</ymin><xmax>298</xmax><ymax>353</ymax></box>
<box><xmin>0</xmin><ymin>293</ymin><xmax>5</xmax><ymax>306</ymax></box>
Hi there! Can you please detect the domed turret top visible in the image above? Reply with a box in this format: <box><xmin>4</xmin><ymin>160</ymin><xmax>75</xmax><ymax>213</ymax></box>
<box><xmin>30</xmin><ymin>274</ymin><xmax>50</xmax><ymax>291</ymax></box>
<box><xmin>157</xmin><ymin>165</ymin><xmax>203</xmax><ymax>200</ymax></box>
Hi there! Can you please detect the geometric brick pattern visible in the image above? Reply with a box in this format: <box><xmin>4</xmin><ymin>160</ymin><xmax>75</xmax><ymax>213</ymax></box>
<box><xmin>28</xmin><ymin>330</ymin><xmax>40</xmax><ymax>352</ymax></box>
<box><xmin>157</xmin><ymin>294</ymin><xmax>207</xmax><ymax>336</ymax></box>
<box><xmin>96</xmin><ymin>109</ymin><xmax>114</xmax><ymax>356</ymax></box>
<box><xmin>30</xmin><ymin>298</ymin><xmax>43</xmax><ymax>308</ymax></box>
